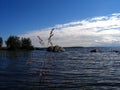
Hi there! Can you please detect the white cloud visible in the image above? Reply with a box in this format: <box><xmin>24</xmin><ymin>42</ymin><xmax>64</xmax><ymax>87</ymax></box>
<box><xmin>19</xmin><ymin>13</ymin><xmax>120</xmax><ymax>47</ymax></box>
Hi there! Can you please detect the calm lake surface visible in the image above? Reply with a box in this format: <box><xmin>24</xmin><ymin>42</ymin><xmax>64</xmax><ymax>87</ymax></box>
<box><xmin>0</xmin><ymin>47</ymin><xmax>120</xmax><ymax>90</ymax></box>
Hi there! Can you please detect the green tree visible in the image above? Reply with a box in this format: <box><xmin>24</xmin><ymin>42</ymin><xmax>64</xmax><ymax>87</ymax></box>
<box><xmin>0</xmin><ymin>37</ymin><xmax>3</xmax><ymax>47</ymax></box>
<box><xmin>6</xmin><ymin>36</ymin><xmax>21</xmax><ymax>50</ymax></box>
<box><xmin>21</xmin><ymin>37</ymin><xmax>34</xmax><ymax>50</ymax></box>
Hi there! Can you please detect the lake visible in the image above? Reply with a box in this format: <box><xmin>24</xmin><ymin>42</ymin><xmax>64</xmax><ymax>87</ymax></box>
<box><xmin>0</xmin><ymin>47</ymin><xmax>120</xmax><ymax>90</ymax></box>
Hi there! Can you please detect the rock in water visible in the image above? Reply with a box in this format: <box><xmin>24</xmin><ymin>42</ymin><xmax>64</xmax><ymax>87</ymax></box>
<box><xmin>90</xmin><ymin>49</ymin><xmax>98</xmax><ymax>53</ymax></box>
<box><xmin>47</xmin><ymin>45</ymin><xmax>65</xmax><ymax>52</ymax></box>
<box><xmin>47</xmin><ymin>46</ymin><xmax>54</xmax><ymax>51</ymax></box>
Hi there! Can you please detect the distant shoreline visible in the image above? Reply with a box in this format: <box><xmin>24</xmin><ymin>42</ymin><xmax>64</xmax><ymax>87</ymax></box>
<box><xmin>1</xmin><ymin>46</ymin><xmax>120</xmax><ymax>51</ymax></box>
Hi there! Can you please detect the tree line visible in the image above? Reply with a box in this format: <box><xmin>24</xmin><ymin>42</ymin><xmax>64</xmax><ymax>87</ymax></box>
<box><xmin>0</xmin><ymin>36</ymin><xmax>34</xmax><ymax>50</ymax></box>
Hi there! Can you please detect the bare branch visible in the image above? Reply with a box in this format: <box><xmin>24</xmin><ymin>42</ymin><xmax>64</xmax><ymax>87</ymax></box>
<box><xmin>48</xmin><ymin>28</ymin><xmax>55</xmax><ymax>46</ymax></box>
<box><xmin>37</xmin><ymin>36</ymin><xmax>44</xmax><ymax>45</ymax></box>
<box><xmin>50</xmin><ymin>28</ymin><xmax>54</xmax><ymax>35</ymax></box>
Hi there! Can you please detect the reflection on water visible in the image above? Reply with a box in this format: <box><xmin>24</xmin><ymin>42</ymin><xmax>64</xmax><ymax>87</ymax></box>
<box><xmin>0</xmin><ymin>48</ymin><xmax>120</xmax><ymax>89</ymax></box>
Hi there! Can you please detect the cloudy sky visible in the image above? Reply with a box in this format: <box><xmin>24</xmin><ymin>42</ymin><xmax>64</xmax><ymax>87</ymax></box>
<box><xmin>1</xmin><ymin>0</ymin><xmax>120</xmax><ymax>47</ymax></box>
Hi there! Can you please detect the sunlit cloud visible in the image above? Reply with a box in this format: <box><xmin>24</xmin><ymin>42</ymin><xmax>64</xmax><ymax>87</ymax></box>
<box><xmin>19</xmin><ymin>13</ymin><xmax>120</xmax><ymax>47</ymax></box>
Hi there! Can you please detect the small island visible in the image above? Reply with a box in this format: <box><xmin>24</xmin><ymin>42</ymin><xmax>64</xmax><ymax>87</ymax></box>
<box><xmin>0</xmin><ymin>36</ymin><xmax>34</xmax><ymax>51</ymax></box>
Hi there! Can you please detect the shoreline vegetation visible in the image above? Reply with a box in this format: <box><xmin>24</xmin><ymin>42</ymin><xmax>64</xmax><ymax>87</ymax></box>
<box><xmin>0</xmin><ymin>35</ymin><xmax>34</xmax><ymax>51</ymax></box>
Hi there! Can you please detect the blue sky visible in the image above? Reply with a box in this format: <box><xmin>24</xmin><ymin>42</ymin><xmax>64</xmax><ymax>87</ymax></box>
<box><xmin>0</xmin><ymin>0</ymin><xmax>120</xmax><ymax>47</ymax></box>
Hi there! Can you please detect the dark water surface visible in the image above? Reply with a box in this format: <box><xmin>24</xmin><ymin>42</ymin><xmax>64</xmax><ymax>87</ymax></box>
<box><xmin>0</xmin><ymin>47</ymin><xmax>120</xmax><ymax>90</ymax></box>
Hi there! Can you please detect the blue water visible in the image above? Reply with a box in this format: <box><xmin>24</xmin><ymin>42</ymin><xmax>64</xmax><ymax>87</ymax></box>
<box><xmin>0</xmin><ymin>47</ymin><xmax>120</xmax><ymax>90</ymax></box>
